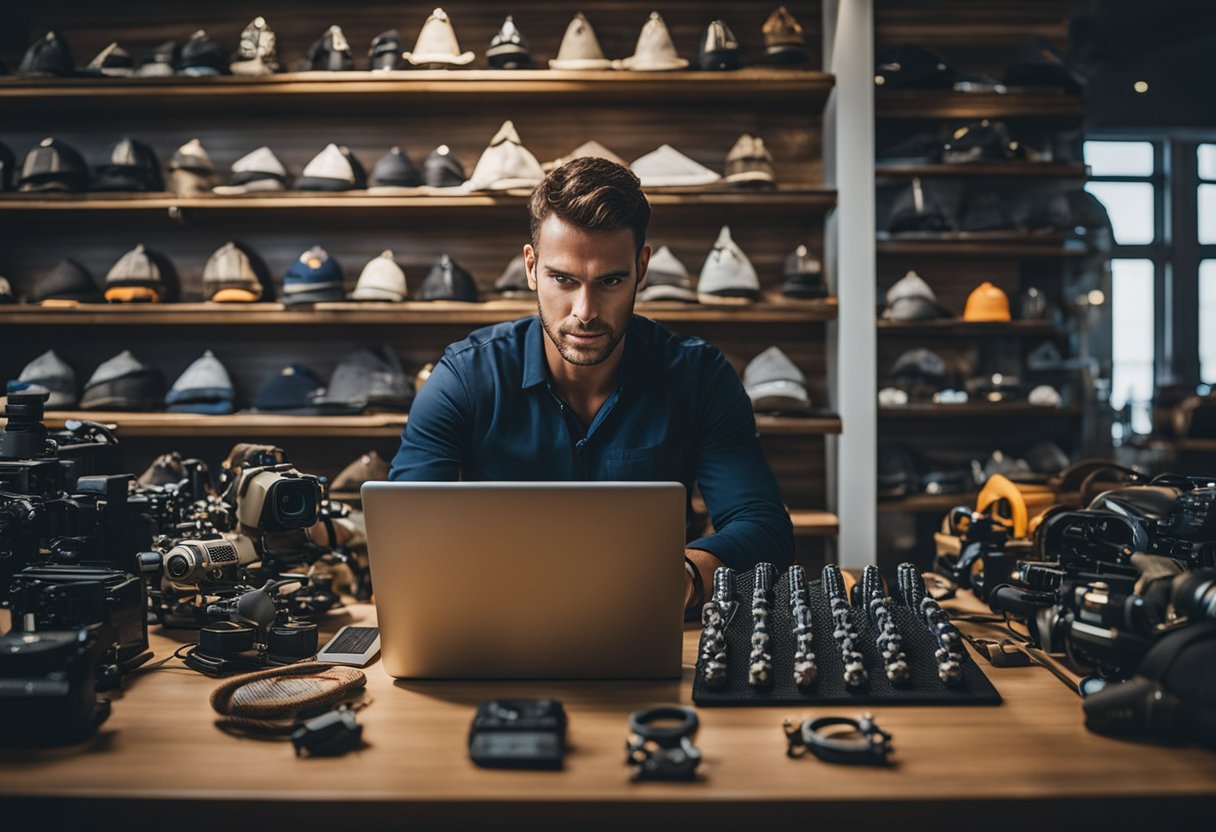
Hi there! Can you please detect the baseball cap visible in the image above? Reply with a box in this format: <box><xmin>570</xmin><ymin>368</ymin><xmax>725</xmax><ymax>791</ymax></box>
<box><xmin>18</xmin><ymin>31</ymin><xmax>75</xmax><ymax>77</ymax></box>
<box><xmin>17</xmin><ymin>350</ymin><xmax>76</xmax><ymax>408</ymax></box>
<box><xmin>179</xmin><ymin>30</ymin><xmax>228</xmax><ymax>76</ymax></box>
<box><xmin>614</xmin><ymin>11</ymin><xmax>687</xmax><ymax>71</ymax></box>
<box><xmin>104</xmin><ymin>244</ymin><xmax>172</xmax><ymax>303</ymax></box>
<box><xmin>204</xmin><ymin>241</ymin><xmax>270</xmax><ymax>303</ymax></box>
<box><xmin>282</xmin><ymin>245</ymin><xmax>344</xmax><ymax>306</ymax></box>
<box><xmin>419</xmin><ymin>254</ymin><xmax>478</xmax><ymax>302</ymax></box>
<box><xmin>423</xmin><ymin>145</ymin><xmax>466</xmax><ymax>189</ymax></box>
<box><xmin>18</xmin><ymin>138</ymin><xmax>88</xmax><ymax>193</ymax></box>
<box><xmin>631</xmin><ymin>145</ymin><xmax>720</xmax><ymax>189</ymax></box>
<box><xmin>638</xmin><ymin>246</ymin><xmax>696</xmax><ymax>302</ymax></box>
<box><xmin>252</xmin><ymin>364</ymin><xmax>325</xmax><ymax>414</ymax></box>
<box><xmin>724</xmin><ymin>134</ymin><xmax>776</xmax><ymax>188</ymax></box>
<box><xmin>30</xmin><ymin>259</ymin><xmax>101</xmax><ymax>305</ymax></box>
<box><xmin>550</xmin><ymin>13</ymin><xmax>611</xmax><ymax>70</ymax></box>
<box><xmin>166</xmin><ymin>351</ymin><xmax>235</xmax><ymax>414</ymax></box>
<box><xmin>744</xmin><ymin>346</ymin><xmax>811</xmax><ymax>413</ymax></box>
<box><xmin>486</xmin><ymin>16</ymin><xmax>532</xmax><ymax>69</ymax></box>
<box><xmin>883</xmin><ymin>270</ymin><xmax>947</xmax><ymax>320</ymax></box>
<box><xmin>493</xmin><ymin>254</ymin><xmax>531</xmax><ymax>299</ymax></box>
<box><xmin>213</xmin><ymin>146</ymin><xmax>289</xmax><ymax>194</ymax></box>
<box><xmin>460</xmin><ymin>120</ymin><xmax>544</xmax><ymax>192</ymax></box>
<box><xmin>699</xmin><ymin>20</ymin><xmax>740</xmax><ymax>71</ymax></box>
<box><xmin>92</xmin><ymin>137</ymin><xmax>162</xmax><ymax>192</ymax></box>
<box><xmin>319</xmin><ymin>347</ymin><xmax>413</xmax><ymax>414</ymax></box>
<box><xmin>297</xmin><ymin>144</ymin><xmax>366</xmax><ymax>192</ymax></box>
<box><xmin>80</xmin><ymin>350</ymin><xmax>165</xmax><ymax>411</ymax></box>
<box><xmin>403</xmin><ymin>8</ymin><xmax>474</xmax><ymax>67</ymax></box>
<box><xmin>697</xmin><ymin>226</ymin><xmax>759</xmax><ymax>304</ymax></box>
<box><xmin>782</xmin><ymin>245</ymin><xmax>826</xmax><ymax>299</ymax></box>
<box><xmin>349</xmin><ymin>251</ymin><xmax>407</xmax><ymax>302</ymax></box>
<box><xmin>368</xmin><ymin>146</ymin><xmax>423</xmax><ymax>191</ymax></box>
<box><xmin>369</xmin><ymin>29</ymin><xmax>407</xmax><ymax>71</ymax></box>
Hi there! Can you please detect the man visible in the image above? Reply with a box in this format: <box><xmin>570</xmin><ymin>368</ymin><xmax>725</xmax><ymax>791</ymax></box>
<box><xmin>390</xmin><ymin>157</ymin><xmax>794</xmax><ymax>611</ymax></box>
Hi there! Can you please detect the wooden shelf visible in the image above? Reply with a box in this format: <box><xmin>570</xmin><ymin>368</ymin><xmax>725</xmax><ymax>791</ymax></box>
<box><xmin>0</xmin><ymin>69</ymin><xmax>835</xmax><ymax>109</ymax></box>
<box><xmin>879</xmin><ymin>403</ymin><xmax>1082</xmax><ymax>418</ymax></box>
<box><xmin>877</xmin><ymin>319</ymin><xmax>1058</xmax><ymax>336</ymax></box>
<box><xmin>877</xmin><ymin>232</ymin><xmax>1087</xmax><ymax>258</ymax></box>
<box><xmin>878</xmin><ymin>492</ymin><xmax>976</xmax><ymax>513</ymax></box>
<box><xmin>1135</xmin><ymin>437</ymin><xmax>1216</xmax><ymax>453</ymax></box>
<box><xmin>5</xmin><ymin>411</ymin><xmax>842</xmax><ymax>439</ymax></box>
<box><xmin>876</xmin><ymin>162</ymin><xmax>1088</xmax><ymax>180</ymax></box>
<box><xmin>875</xmin><ymin>90</ymin><xmax>1085</xmax><ymax>121</ymax></box>
<box><xmin>754</xmin><ymin>414</ymin><xmax>842</xmax><ymax>435</ymax></box>
<box><xmin>789</xmin><ymin>509</ymin><xmax>839</xmax><ymax>536</ymax></box>
<box><xmin>0</xmin><ymin>298</ymin><xmax>838</xmax><ymax>326</ymax></box>
<box><xmin>0</xmin><ymin>188</ymin><xmax>837</xmax><ymax>215</ymax></box>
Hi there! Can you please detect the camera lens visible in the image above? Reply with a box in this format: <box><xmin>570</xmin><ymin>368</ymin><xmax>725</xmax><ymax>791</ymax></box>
<box><xmin>278</xmin><ymin>488</ymin><xmax>308</xmax><ymax>518</ymax></box>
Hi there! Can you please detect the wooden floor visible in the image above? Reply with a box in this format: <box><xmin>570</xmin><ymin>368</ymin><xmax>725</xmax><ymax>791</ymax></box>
<box><xmin>2</xmin><ymin>595</ymin><xmax>1214</xmax><ymax>830</ymax></box>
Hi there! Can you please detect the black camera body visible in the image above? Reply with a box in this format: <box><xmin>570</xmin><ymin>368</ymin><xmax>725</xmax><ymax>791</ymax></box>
<box><xmin>0</xmin><ymin>627</ymin><xmax>112</xmax><ymax>747</ymax></box>
<box><xmin>985</xmin><ymin>475</ymin><xmax>1216</xmax><ymax>680</ymax></box>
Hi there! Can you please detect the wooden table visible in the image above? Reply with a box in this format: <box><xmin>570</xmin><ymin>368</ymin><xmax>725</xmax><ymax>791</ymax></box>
<box><xmin>2</xmin><ymin>599</ymin><xmax>1214</xmax><ymax>831</ymax></box>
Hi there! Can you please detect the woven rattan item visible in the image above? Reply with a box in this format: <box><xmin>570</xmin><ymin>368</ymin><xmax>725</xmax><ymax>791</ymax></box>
<box><xmin>210</xmin><ymin>662</ymin><xmax>366</xmax><ymax>735</ymax></box>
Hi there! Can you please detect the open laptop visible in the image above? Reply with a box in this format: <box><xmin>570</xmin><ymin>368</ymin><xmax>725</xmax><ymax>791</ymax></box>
<box><xmin>362</xmin><ymin>481</ymin><xmax>687</xmax><ymax>680</ymax></box>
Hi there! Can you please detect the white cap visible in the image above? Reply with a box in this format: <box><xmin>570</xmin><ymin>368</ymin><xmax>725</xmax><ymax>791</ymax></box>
<box><xmin>630</xmin><ymin>144</ymin><xmax>720</xmax><ymax>188</ymax></box>
<box><xmin>549</xmin><ymin>13</ymin><xmax>611</xmax><ymax>70</ymax></box>
<box><xmin>614</xmin><ymin>12</ymin><xmax>687</xmax><ymax>71</ymax></box>
<box><xmin>350</xmin><ymin>251</ymin><xmax>407</xmax><ymax>302</ymax></box>
<box><xmin>462</xmin><ymin>120</ymin><xmax>545</xmax><ymax>192</ymax></box>
<box><xmin>404</xmin><ymin>8</ymin><xmax>474</xmax><ymax>66</ymax></box>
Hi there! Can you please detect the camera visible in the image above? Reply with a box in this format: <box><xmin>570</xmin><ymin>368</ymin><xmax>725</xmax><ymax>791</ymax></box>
<box><xmin>162</xmin><ymin>535</ymin><xmax>259</xmax><ymax>585</ymax></box>
<box><xmin>234</xmin><ymin>463</ymin><xmax>321</xmax><ymax>533</ymax></box>
<box><xmin>0</xmin><ymin>627</ymin><xmax>112</xmax><ymax>747</ymax></box>
<box><xmin>982</xmin><ymin>474</ymin><xmax>1216</xmax><ymax>680</ymax></box>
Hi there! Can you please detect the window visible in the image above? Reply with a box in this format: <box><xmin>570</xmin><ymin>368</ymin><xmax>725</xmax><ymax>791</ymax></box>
<box><xmin>1083</xmin><ymin>139</ymin><xmax>1162</xmax><ymax>435</ymax></box>
<box><xmin>1200</xmin><ymin>260</ymin><xmax>1216</xmax><ymax>384</ymax></box>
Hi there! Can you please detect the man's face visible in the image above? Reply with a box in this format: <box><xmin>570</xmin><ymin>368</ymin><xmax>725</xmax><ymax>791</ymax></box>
<box><xmin>525</xmin><ymin>215</ymin><xmax>650</xmax><ymax>368</ymax></box>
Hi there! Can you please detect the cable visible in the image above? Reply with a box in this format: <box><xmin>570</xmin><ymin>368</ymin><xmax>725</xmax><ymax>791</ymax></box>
<box><xmin>128</xmin><ymin>642</ymin><xmax>196</xmax><ymax>674</ymax></box>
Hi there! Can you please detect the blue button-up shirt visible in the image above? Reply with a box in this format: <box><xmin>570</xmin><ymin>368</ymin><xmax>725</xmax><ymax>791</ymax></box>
<box><xmin>389</xmin><ymin>314</ymin><xmax>794</xmax><ymax>570</ymax></box>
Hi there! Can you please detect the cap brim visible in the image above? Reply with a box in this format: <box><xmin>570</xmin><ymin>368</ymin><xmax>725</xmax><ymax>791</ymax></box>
<box><xmin>208</xmin><ymin>288</ymin><xmax>261</xmax><ymax>303</ymax></box>
<box><xmin>404</xmin><ymin>52</ymin><xmax>475</xmax><ymax>66</ymax></box>
<box><xmin>105</xmin><ymin>286</ymin><xmax>161</xmax><ymax>303</ymax></box>
<box><xmin>548</xmin><ymin>58</ymin><xmax>612</xmax><ymax>70</ymax></box>
<box><xmin>349</xmin><ymin>287</ymin><xmax>405</xmax><ymax>302</ymax></box>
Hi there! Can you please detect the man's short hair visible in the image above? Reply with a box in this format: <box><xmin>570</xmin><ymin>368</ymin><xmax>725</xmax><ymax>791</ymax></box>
<box><xmin>528</xmin><ymin>157</ymin><xmax>651</xmax><ymax>257</ymax></box>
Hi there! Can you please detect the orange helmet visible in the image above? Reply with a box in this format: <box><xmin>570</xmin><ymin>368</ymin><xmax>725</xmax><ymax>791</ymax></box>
<box><xmin>963</xmin><ymin>281</ymin><xmax>1011</xmax><ymax>322</ymax></box>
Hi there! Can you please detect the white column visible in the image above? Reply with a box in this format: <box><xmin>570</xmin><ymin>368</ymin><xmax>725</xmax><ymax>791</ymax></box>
<box><xmin>823</xmin><ymin>0</ymin><xmax>877</xmax><ymax>567</ymax></box>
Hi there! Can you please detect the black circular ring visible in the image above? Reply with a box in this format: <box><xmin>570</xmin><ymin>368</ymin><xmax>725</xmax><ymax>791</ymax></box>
<box><xmin>629</xmin><ymin>706</ymin><xmax>698</xmax><ymax>742</ymax></box>
<box><xmin>805</xmin><ymin>715</ymin><xmax>890</xmax><ymax>764</ymax></box>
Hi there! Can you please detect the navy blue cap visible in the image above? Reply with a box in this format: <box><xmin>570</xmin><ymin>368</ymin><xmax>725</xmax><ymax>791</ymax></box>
<box><xmin>252</xmin><ymin>364</ymin><xmax>325</xmax><ymax>414</ymax></box>
<box><xmin>282</xmin><ymin>245</ymin><xmax>344</xmax><ymax>306</ymax></box>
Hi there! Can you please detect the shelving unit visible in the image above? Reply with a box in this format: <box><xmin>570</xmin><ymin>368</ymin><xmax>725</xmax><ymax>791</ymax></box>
<box><xmin>0</xmin><ymin>1</ymin><xmax>839</xmax><ymax>568</ymax></box>
<box><xmin>870</xmin><ymin>0</ymin><xmax>1099</xmax><ymax>569</ymax></box>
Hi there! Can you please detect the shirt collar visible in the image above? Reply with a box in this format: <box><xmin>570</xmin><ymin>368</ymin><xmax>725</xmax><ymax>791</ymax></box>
<box><xmin>520</xmin><ymin>314</ymin><xmax>651</xmax><ymax>391</ymax></box>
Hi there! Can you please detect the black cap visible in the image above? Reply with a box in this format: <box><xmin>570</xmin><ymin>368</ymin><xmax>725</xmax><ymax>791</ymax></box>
<box><xmin>18</xmin><ymin>138</ymin><xmax>88</xmax><ymax>193</ymax></box>
<box><xmin>80</xmin><ymin>350</ymin><xmax>166</xmax><ymax>412</ymax></box>
<box><xmin>698</xmin><ymin>20</ymin><xmax>740</xmax><ymax>71</ymax></box>
<box><xmin>307</xmin><ymin>25</ymin><xmax>355</xmax><ymax>71</ymax></box>
<box><xmin>252</xmin><ymin>364</ymin><xmax>325</xmax><ymax>414</ymax></box>
<box><xmin>878</xmin><ymin>132</ymin><xmax>943</xmax><ymax>165</ymax></box>
<box><xmin>31</xmin><ymin>259</ymin><xmax>102</xmax><ymax>304</ymax></box>
<box><xmin>370</xmin><ymin>29</ymin><xmax>406</xmax><ymax>70</ymax></box>
<box><xmin>1004</xmin><ymin>37</ymin><xmax>1084</xmax><ymax>94</ymax></box>
<box><xmin>423</xmin><ymin>145</ymin><xmax>466</xmax><ymax>188</ymax></box>
<box><xmin>486</xmin><ymin>16</ymin><xmax>532</xmax><ymax>69</ymax></box>
<box><xmin>886</xmin><ymin>179</ymin><xmax>951</xmax><ymax>234</ymax></box>
<box><xmin>875</xmin><ymin>44</ymin><xmax>955</xmax><ymax>89</ymax></box>
<box><xmin>92</xmin><ymin>137</ymin><xmax>163</xmax><ymax>192</ymax></box>
<box><xmin>179</xmin><ymin>30</ymin><xmax>228</xmax><ymax>76</ymax></box>
<box><xmin>18</xmin><ymin>31</ymin><xmax>75</xmax><ymax>77</ymax></box>
<box><xmin>369</xmin><ymin>146</ymin><xmax>423</xmax><ymax>188</ymax></box>
<box><xmin>419</xmin><ymin>254</ymin><xmax>478</xmax><ymax>302</ymax></box>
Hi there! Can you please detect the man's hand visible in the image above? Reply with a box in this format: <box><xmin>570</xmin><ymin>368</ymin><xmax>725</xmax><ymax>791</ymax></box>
<box><xmin>684</xmin><ymin>548</ymin><xmax>724</xmax><ymax>611</ymax></box>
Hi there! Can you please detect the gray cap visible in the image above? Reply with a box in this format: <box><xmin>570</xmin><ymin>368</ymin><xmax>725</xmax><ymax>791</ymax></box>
<box><xmin>892</xmin><ymin>347</ymin><xmax>948</xmax><ymax>388</ymax></box>
<box><xmin>105</xmin><ymin>244</ymin><xmax>165</xmax><ymax>290</ymax></box>
<box><xmin>166</xmin><ymin>350</ymin><xmax>235</xmax><ymax>413</ymax></box>
<box><xmin>350</xmin><ymin>251</ymin><xmax>407</xmax><ymax>302</ymax></box>
<box><xmin>639</xmin><ymin>246</ymin><xmax>696</xmax><ymax>302</ymax></box>
<box><xmin>744</xmin><ymin>346</ymin><xmax>810</xmax><ymax>413</ymax></box>
<box><xmin>18</xmin><ymin>349</ymin><xmax>76</xmax><ymax>408</ymax></box>
<box><xmin>203</xmin><ymin>242</ymin><xmax>264</xmax><ymax>302</ymax></box>
<box><xmin>697</xmin><ymin>226</ymin><xmax>760</xmax><ymax>302</ymax></box>
<box><xmin>883</xmin><ymin>270</ymin><xmax>946</xmax><ymax>321</ymax></box>
<box><xmin>319</xmin><ymin>347</ymin><xmax>413</xmax><ymax>413</ymax></box>
<box><xmin>493</xmin><ymin>253</ymin><xmax>531</xmax><ymax>297</ymax></box>
<box><xmin>80</xmin><ymin>349</ymin><xmax>165</xmax><ymax>411</ymax></box>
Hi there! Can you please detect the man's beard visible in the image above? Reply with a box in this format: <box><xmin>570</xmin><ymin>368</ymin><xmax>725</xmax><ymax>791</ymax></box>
<box><xmin>537</xmin><ymin>301</ymin><xmax>628</xmax><ymax>367</ymax></box>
